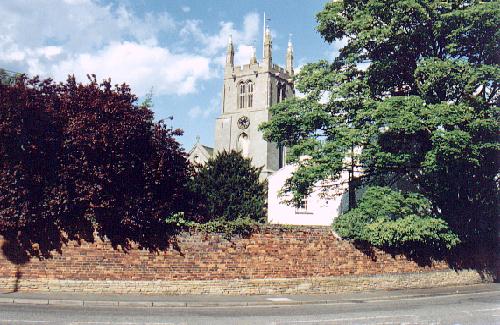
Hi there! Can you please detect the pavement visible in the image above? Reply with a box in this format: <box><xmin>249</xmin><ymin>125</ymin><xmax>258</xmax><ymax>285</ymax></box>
<box><xmin>0</xmin><ymin>282</ymin><xmax>498</xmax><ymax>308</ymax></box>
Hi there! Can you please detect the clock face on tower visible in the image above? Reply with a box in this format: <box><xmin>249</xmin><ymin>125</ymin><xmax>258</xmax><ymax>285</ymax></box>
<box><xmin>237</xmin><ymin>116</ymin><xmax>250</xmax><ymax>129</ymax></box>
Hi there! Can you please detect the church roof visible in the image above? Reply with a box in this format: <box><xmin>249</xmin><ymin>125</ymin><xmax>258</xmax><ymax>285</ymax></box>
<box><xmin>187</xmin><ymin>142</ymin><xmax>214</xmax><ymax>164</ymax></box>
<box><xmin>202</xmin><ymin>145</ymin><xmax>214</xmax><ymax>156</ymax></box>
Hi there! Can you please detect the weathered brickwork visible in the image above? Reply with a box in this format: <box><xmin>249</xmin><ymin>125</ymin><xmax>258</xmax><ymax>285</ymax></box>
<box><xmin>0</xmin><ymin>226</ymin><xmax>490</xmax><ymax>294</ymax></box>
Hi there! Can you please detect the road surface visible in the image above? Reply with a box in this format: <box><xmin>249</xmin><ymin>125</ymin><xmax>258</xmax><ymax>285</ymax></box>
<box><xmin>0</xmin><ymin>285</ymin><xmax>498</xmax><ymax>324</ymax></box>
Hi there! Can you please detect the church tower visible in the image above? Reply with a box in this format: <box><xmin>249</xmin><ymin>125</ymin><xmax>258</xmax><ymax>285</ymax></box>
<box><xmin>214</xmin><ymin>28</ymin><xmax>294</xmax><ymax>179</ymax></box>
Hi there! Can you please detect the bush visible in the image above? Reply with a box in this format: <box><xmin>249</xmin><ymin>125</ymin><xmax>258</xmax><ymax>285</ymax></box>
<box><xmin>188</xmin><ymin>150</ymin><xmax>266</xmax><ymax>223</ymax></box>
<box><xmin>333</xmin><ymin>187</ymin><xmax>460</xmax><ymax>251</ymax></box>
<box><xmin>166</xmin><ymin>212</ymin><xmax>259</xmax><ymax>239</ymax></box>
<box><xmin>0</xmin><ymin>75</ymin><xmax>188</xmax><ymax>252</ymax></box>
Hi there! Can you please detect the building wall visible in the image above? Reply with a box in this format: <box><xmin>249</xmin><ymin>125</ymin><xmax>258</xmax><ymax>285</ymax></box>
<box><xmin>187</xmin><ymin>144</ymin><xmax>211</xmax><ymax>166</ymax></box>
<box><xmin>214</xmin><ymin>109</ymin><xmax>273</xmax><ymax>173</ymax></box>
<box><xmin>268</xmin><ymin>163</ymin><xmax>366</xmax><ymax>226</ymax></box>
<box><xmin>268</xmin><ymin>166</ymin><xmax>342</xmax><ymax>226</ymax></box>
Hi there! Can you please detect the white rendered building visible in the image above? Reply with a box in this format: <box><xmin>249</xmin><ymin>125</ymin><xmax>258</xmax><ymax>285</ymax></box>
<box><xmin>267</xmin><ymin>155</ymin><xmax>363</xmax><ymax>226</ymax></box>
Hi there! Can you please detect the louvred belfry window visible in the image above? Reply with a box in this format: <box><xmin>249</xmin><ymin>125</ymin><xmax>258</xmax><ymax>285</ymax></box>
<box><xmin>239</xmin><ymin>82</ymin><xmax>246</xmax><ymax>108</ymax></box>
<box><xmin>247</xmin><ymin>81</ymin><xmax>254</xmax><ymax>108</ymax></box>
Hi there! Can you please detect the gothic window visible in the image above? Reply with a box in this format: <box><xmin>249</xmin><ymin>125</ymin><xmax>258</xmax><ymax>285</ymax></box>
<box><xmin>237</xmin><ymin>133</ymin><xmax>250</xmax><ymax>157</ymax></box>
<box><xmin>239</xmin><ymin>82</ymin><xmax>246</xmax><ymax>108</ymax></box>
<box><xmin>247</xmin><ymin>81</ymin><xmax>254</xmax><ymax>108</ymax></box>
<box><xmin>281</xmin><ymin>84</ymin><xmax>287</xmax><ymax>101</ymax></box>
<box><xmin>277</xmin><ymin>82</ymin><xmax>286</xmax><ymax>103</ymax></box>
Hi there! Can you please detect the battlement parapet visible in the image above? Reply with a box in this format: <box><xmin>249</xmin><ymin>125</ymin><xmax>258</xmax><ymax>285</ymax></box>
<box><xmin>236</xmin><ymin>62</ymin><xmax>260</xmax><ymax>72</ymax></box>
<box><xmin>272</xmin><ymin>64</ymin><xmax>286</xmax><ymax>73</ymax></box>
<box><xmin>224</xmin><ymin>61</ymin><xmax>292</xmax><ymax>80</ymax></box>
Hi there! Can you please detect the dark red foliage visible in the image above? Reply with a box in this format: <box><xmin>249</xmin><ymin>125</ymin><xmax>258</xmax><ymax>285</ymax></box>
<box><xmin>0</xmin><ymin>75</ymin><xmax>188</xmax><ymax>255</ymax></box>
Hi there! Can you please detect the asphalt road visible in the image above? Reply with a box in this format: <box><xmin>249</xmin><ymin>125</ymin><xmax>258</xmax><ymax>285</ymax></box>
<box><xmin>0</xmin><ymin>288</ymin><xmax>498</xmax><ymax>324</ymax></box>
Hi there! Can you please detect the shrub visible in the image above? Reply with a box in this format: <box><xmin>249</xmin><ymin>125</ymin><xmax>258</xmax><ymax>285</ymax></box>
<box><xmin>188</xmin><ymin>150</ymin><xmax>266</xmax><ymax>223</ymax></box>
<box><xmin>333</xmin><ymin>187</ymin><xmax>460</xmax><ymax>251</ymax></box>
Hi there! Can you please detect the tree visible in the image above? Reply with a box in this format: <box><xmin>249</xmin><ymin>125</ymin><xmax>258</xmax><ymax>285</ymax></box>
<box><xmin>0</xmin><ymin>75</ymin><xmax>189</xmax><ymax>254</ymax></box>
<box><xmin>260</xmin><ymin>0</ymin><xmax>499</xmax><ymax>246</ymax></box>
<box><xmin>188</xmin><ymin>151</ymin><xmax>266</xmax><ymax>223</ymax></box>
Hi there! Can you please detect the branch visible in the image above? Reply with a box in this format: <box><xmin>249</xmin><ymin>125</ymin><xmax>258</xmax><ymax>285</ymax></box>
<box><xmin>487</xmin><ymin>83</ymin><xmax>498</xmax><ymax>103</ymax></box>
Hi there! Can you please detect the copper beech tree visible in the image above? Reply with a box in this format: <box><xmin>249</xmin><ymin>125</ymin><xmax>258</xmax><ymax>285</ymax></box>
<box><xmin>0</xmin><ymin>75</ymin><xmax>188</xmax><ymax>254</ymax></box>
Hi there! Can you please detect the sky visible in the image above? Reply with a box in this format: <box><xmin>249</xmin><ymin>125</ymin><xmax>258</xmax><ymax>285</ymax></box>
<box><xmin>0</xmin><ymin>0</ymin><xmax>343</xmax><ymax>151</ymax></box>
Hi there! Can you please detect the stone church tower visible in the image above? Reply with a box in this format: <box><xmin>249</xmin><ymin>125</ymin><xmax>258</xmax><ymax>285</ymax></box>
<box><xmin>214</xmin><ymin>29</ymin><xmax>294</xmax><ymax>179</ymax></box>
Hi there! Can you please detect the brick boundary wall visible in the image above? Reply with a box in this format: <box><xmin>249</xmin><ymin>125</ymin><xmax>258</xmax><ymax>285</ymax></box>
<box><xmin>0</xmin><ymin>226</ymin><xmax>493</xmax><ymax>294</ymax></box>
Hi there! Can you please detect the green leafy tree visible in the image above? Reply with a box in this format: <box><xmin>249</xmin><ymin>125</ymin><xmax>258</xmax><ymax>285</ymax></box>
<box><xmin>260</xmin><ymin>0</ymin><xmax>499</xmax><ymax>246</ymax></box>
<box><xmin>188</xmin><ymin>151</ymin><xmax>266</xmax><ymax>223</ymax></box>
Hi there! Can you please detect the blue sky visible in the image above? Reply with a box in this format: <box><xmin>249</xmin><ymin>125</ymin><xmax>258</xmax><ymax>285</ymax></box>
<box><xmin>0</xmin><ymin>0</ymin><xmax>342</xmax><ymax>151</ymax></box>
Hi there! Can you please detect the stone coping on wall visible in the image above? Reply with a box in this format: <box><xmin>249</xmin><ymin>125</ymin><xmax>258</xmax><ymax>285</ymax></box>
<box><xmin>0</xmin><ymin>269</ymin><xmax>488</xmax><ymax>295</ymax></box>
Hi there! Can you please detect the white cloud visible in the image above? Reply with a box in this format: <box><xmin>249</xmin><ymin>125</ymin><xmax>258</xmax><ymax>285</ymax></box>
<box><xmin>51</xmin><ymin>42</ymin><xmax>211</xmax><ymax>96</ymax></box>
<box><xmin>180</xmin><ymin>12</ymin><xmax>259</xmax><ymax>57</ymax></box>
<box><xmin>188</xmin><ymin>96</ymin><xmax>220</xmax><ymax>119</ymax></box>
<box><xmin>188</xmin><ymin>106</ymin><xmax>203</xmax><ymax>119</ymax></box>
<box><xmin>0</xmin><ymin>1</ymin><xmax>214</xmax><ymax>96</ymax></box>
<box><xmin>62</xmin><ymin>0</ymin><xmax>90</xmax><ymax>4</ymax></box>
<box><xmin>234</xmin><ymin>45</ymin><xmax>254</xmax><ymax>66</ymax></box>
<box><xmin>181</xmin><ymin>6</ymin><xmax>191</xmax><ymax>13</ymax></box>
<box><xmin>37</xmin><ymin>46</ymin><xmax>63</xmax><ymax>59</ymax></box>
<box><xmin>0</xmin><ymin>1</ymin><xmax>262</xmax><ymax>97</ymax></box>
<box><xmin>0</xmin><ymin>1</ymin><xmax>174</xmax><ymax>54</ymax></box>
